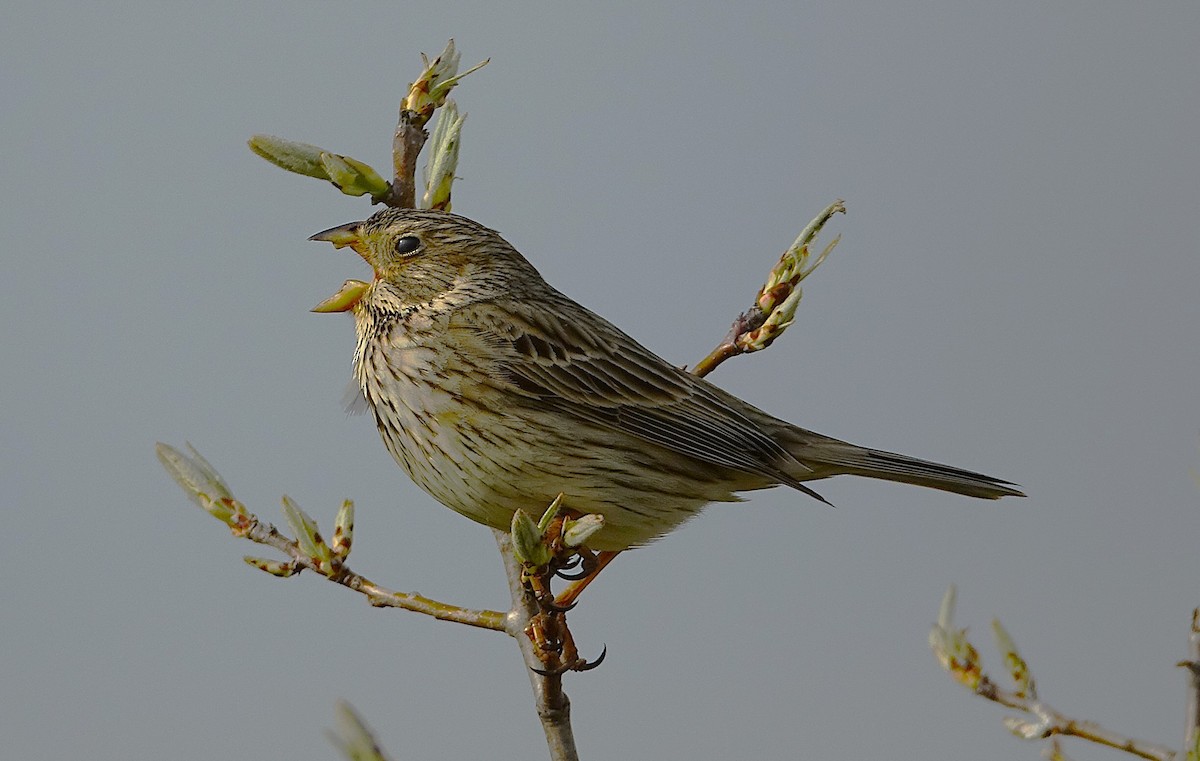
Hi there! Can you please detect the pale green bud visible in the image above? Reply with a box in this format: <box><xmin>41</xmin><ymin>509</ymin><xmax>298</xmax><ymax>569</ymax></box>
<box><xmin>511</xmin><ymin>509</ymin><xmax>552</xmax><ymax>567</ymax></box>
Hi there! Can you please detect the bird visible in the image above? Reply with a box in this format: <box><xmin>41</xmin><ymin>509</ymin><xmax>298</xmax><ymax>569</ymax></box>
<box><xmin>308</xmin><ymin>208</ymin><xmax>1023</xmax><ymax>552</ymax></box>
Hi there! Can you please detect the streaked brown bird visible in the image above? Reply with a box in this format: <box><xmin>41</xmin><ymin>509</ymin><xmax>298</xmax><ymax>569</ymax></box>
<box><xmin>310</xmin><ymin>208</ymin><xmax>1022</xmax><ymax>552</ymax></box>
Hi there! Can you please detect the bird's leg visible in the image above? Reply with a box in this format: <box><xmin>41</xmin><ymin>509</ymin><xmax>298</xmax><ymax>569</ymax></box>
<box><xmin>552</xmin><ymin>550</ymin><xmax>621</xmax><ymax>609</ymax></box>
<box><xmin>527</xmin><ymin>610</ymin><xmax>608</xmax><ymax>675</ymax></box>
<box><xmin>515</xmin><ymin>516</ymin><xmax>573</xmax><ymax>665</ymax></box>
<box><xmin>553</xmin><ymin>620</ymin><xmax>607</xmax><ymax>673</ymax></box>
<box><xmin>520</xmin><ymin>555</ymin><xmax>556</xmax><ymax>608</ymax></box>
<box><xmin>514</xmin><ymin>506</ymin><xmax>610</xmax><ymax>671</ymax></box>
<box><xmin>524</xmin><ymin>612</ymin><xmax>563</xmax><ymax>668</ymax></box>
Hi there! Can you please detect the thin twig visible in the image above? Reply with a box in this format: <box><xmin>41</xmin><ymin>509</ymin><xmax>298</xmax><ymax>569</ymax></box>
<box><xmin>979</xmin><ymin>677</ymin><xmax>1176</xmax><ymax>761</ymax></box>
<box><xmin>691</xmin><ymin>310</ymin><xmax>763</xmax><ymax>377</ymax></box>
<box><xmin>693</xmin><ymin>200</ymin><xmax>844</xmax><ymax>377</ymax></box>
<box><xmin>493</xmin><ymin>529</ymin><xmax>580</xmax><ymax>761</ymax></box>
<box><xmin>1179</xmin><ymin>609</ymin><xmax>1200</xmax><ymax>760</ymax></box>
<box><xmin>932</xmin><ymin>586</ymin><xmax>1179</xmax><ymax>761</ymax></box>
<box><xmin>389</xmin><ymin>109</ymin><xmax>427</xmax><ymax>209</ymax></box>
<box><xmin>244</xmin><ymin>516</ymin><xmax>507</xmax><ymax>630</ymax></box>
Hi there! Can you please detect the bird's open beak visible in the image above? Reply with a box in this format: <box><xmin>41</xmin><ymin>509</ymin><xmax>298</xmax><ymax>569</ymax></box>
<box><xmin>310</xmin><ymin>221</ymin><xmax>371</xmax><ymax>313</ymax></box>
<box><xmin>311</xmin><ymin>279</ymin><xmax>370</xmax><ymax>313</ymax></box>
<box><xmin>309</xmin><ymin>221</ymin><xmax>367</xmax><ymax>254</ymax></box>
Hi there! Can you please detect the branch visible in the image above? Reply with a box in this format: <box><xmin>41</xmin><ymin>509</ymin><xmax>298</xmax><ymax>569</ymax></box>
<box><xmin>692</xmin><ymin>199</ymin><xmax>845</xmax><ymax>376</ymax></box>
<box><xmin>930</xmin><ymin>585</ymin><xmax>1178</xmax><ymax>761</ymax></box>
<box><xmin>494</xmin><ymin>529</ymin><xmax>580</xmax><ymax>761</ymax></box>
<box><xmin>1178</xmin><ymin>609</ymin><xmax>1200</xmax><ymax>760</ymax></box>
<box><xmin>389</xmin><ymin>39</ymin><xmax>487</xmax><ymax>209</ymax></box>
<box><xmin>247</xmin><ymin>39</ymin><xmax>485</xmax><ymax>211</ymax></box>
<box><xmin>390</xmin><ymin>109</ymin><xmax>426</xmax><ymax>209</ymax></box>
<box><xmin>156</xmin><ymin>442</ymin><xmax>506</xmax><ymax>632</ymax></box>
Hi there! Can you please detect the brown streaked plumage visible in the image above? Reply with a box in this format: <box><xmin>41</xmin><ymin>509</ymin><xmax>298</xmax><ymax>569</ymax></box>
<box><xmin>310</xmin><ymin>208</ymin><xmax>1023</xmax><ymax>551</ymax></box>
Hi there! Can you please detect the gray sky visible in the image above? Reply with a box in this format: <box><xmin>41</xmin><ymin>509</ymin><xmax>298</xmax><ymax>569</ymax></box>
<box><xmin>4</xmin><ymin>2</ymin><xmax>1199</xmax><ymax>759</ymax></box>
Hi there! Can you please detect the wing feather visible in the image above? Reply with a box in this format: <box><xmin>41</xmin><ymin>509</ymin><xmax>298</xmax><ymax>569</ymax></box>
<box><xmin>459</xmin><ymin>297</ymin><xmax>813</xmax><ymax>485</ymax></box>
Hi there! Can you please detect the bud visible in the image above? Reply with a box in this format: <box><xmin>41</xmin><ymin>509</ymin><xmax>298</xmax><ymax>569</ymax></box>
<box><xmin>402</xmin><ymin>39</ymin><xmax>489</xmax><ymax>121</ymax></box>
<box><xmin>511</xmin><ymin>509</ymin><xmax>552</xmax><ymax>567</ymax></box>
<box><xmin>244</xmin><ymin>556</ymin><xmax>299</xmax><ymax>577</ymax></box>
<box><xmin>332</xmin><ymin>500</ymin><xmax>355</xmax><ymax>559</ymax></box>
<box><xmin>422</xmin><ymin>100</ymin><xmax>465</xmax><ymax>211</ymax></box>
<box><xmin>1002</xmin><ymin>716</ymin><xmax>1049</xmax><ymax>740</ymax></box>
<box><xmin>156</xmin><ymin>442</ymin><xmax>250</xmax><ymax>528</ymax></box>
<box><xmin>562</xmin><ymin>514</ymin><xmax>605</xmax><ymax>548</ymax></box>
<box><xmin>248</xmin><ymin>134</ymin><xmax>330</xmax><ymax>179</ymax></box>
<box><xmin>319</xmin><ymin>152</ymin><xmax>391</xmax><ymax>201</ymax></box>
<box><xmin>992</xmin><ymin>618</ymin><xmax>1036</xmax><ymax>699</ymax></box>
<box><xmin>537</xmin><ymin>493</ymin><xmax>565</xmax><ymax>533</ymax></box>
<box><xmin>739</xmin><ymin>200</ymin><xmax>845</xmax><ymax>354</ymax></box>
<box><xmin>281</xmin><ymin>495</ymin><xmax>333</xmax><ymax>573</ymax></box>
<box><xmin>327</xmin><ymin>700</ymin><xmax>386</xmax><ymax>761</ymax></box>
<box><xmin>928</xmin><ymin>585</ymin><xmax>984</xmax><ymax>690</ymax></box>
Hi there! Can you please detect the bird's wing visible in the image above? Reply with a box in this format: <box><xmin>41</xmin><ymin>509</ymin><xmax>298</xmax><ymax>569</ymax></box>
<box><xmin>459</xmin><ymin>297</ymin><xmax>815</xmax><ymax>486</ymax></box>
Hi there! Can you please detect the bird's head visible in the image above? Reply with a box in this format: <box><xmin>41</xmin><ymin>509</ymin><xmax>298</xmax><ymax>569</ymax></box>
<box><xmin>308</xmin><ymin>208</ymin><xmax>538</xmax><ymax>313</ymax></box>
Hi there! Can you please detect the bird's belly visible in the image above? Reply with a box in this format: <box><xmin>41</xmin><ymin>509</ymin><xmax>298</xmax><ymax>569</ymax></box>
<box><xmin>359</xmin><ymin>340</ymin><xmax>765</xmax><ymax>550</ymax></box>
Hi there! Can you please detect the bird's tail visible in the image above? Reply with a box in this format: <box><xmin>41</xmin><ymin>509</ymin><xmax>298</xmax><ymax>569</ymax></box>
<box><xmin>787</xmin><ymin>438</ymin><xmax>1024</xmax><ymax>500</ymax></box>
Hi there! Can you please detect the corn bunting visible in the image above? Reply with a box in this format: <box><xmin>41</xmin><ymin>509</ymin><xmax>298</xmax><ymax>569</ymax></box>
<box><xmin>310</xmin><ymin>208</ymin><xmax>1022</xmax><ymax>551</ymax></box>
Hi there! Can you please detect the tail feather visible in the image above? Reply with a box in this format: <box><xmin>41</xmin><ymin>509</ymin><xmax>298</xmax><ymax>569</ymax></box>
<box><xmin>793</xmin><ymin>441</ymin><xmax>1024</xmax><ymax>500</ymax></box>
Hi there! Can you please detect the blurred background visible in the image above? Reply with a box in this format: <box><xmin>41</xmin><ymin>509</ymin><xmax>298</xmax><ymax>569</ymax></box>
<box><xmin>3</xmin><ymin>2</ymin><xmax>1198</xmax><ymax>759</ymax></box>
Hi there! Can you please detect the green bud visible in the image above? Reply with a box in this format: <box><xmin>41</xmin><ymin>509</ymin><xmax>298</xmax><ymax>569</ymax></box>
<box><xmin>332</xmin><ymin>499</ymin><xmax>355</xmax><ymax>559</ymax></box>
<box><xmin>402</xmin><ymin>40</ymin><xmax>489</xmax><ymax>120</ymax></box>
<box><xmin>992</xmin><ymin>618</ymin><xmax>1036</xmax><ymax>699</ymax></box>
<box><xmin>536</xmin><ymin>493</ymin><xmax>565</xmax><ymax>533</ymax></box>
<box><xmin>562</xmin><ymin>514</ymin><xmax>605</xmax><ymax>548</ymax></box>
<box><xmin>756</xmin><ymin>200</ymin><xmax>844</xmax><ymax>314</ymax></box>
<box><xmin>156</xmin><ymin>442</ymin><xmax>249</xmax><ymax>527</ymax></box>
<box><xmin>928</xmin><ymin>585</ymin><xmax>983</xmax><ymax>690</ymax></box>
<box><xmin>511</xmin><ymin>509</ymin><xmax>552</xmax><ymax>567</ymax></box>
<box><xmin>327</xmin><ymin>700</ymin><xmax>387</xmax><ymax>761</ymax></box>
<box><xmin>281</xmin><ymin>495</ymin><xmax>332</xmax><ymax>571</ymax></box>
<box><xmin>737</xmin><ymin>286</ymin><xmax>802</xmax><ymax>354</ymax></box>
<box><xmin>422</xmin><ymin>100</ymin><xmax>465</xmax><ymax>211</ymax></box>
<box><xmin>319</xmin><ymin>153</ymin><xmax>391</xmax><ymax>201</ymax></box>
<box><xmin>248</xmin><ymin>134</ymin><xmax>331</xmax><ymax>179</ymax></box>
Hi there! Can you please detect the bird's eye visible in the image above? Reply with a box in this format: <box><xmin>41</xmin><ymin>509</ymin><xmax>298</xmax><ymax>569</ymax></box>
<box><xmin>394</xmin><ymin>235</ymin><xmax>421</xmax><ymax>256</ymax></box>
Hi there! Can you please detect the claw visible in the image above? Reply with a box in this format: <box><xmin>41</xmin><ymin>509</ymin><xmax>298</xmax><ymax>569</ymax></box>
<box><xmin>554</xmin><ymin>565</ymin><xmax>591</xmax><ymax>581</ymax></box>
<box><xmin>529</xmin><ymin>645</ymin><xmax>607</xmax><ymax>676</ymax></box>
<box><xmin>575</xmin><ymin>645</ymin><xmax>607</xmax><ymax>672</ymax></box>
<box><xmin>552</xmin><ymin>550</ymin><xmax>622</xmax><ymax>609</ymax></box>
<box><xmin>553</xmin><ymin>555</ymin><xmax>586</xmax><ymax>580</ymax></box>
<box><xmin>542</xmin><ymin>598</ymin><xmax>577</xmax><ymax>613</ymax></box>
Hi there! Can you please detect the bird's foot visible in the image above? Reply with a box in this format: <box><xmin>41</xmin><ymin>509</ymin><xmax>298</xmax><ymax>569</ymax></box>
<box><xmin>514</xmin><ymin>518</ymin><xmax>608</xmax><ymax>671</ymax></box>
<box><xmin>524</xmin><ymin>609</ymin><xmax>606</xmax><ymax>674</ymax></box>
<box><xmin>511</xmin><ymin>497</ymin><xmax>617</xmax><ymax>672</ymax></box>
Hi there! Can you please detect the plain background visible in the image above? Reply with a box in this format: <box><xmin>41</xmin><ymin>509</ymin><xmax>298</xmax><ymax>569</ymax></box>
<box><xmin>3</xmin><ymin>3</ymin><xmax>1198</xmax><ymax>759</ymax></box>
